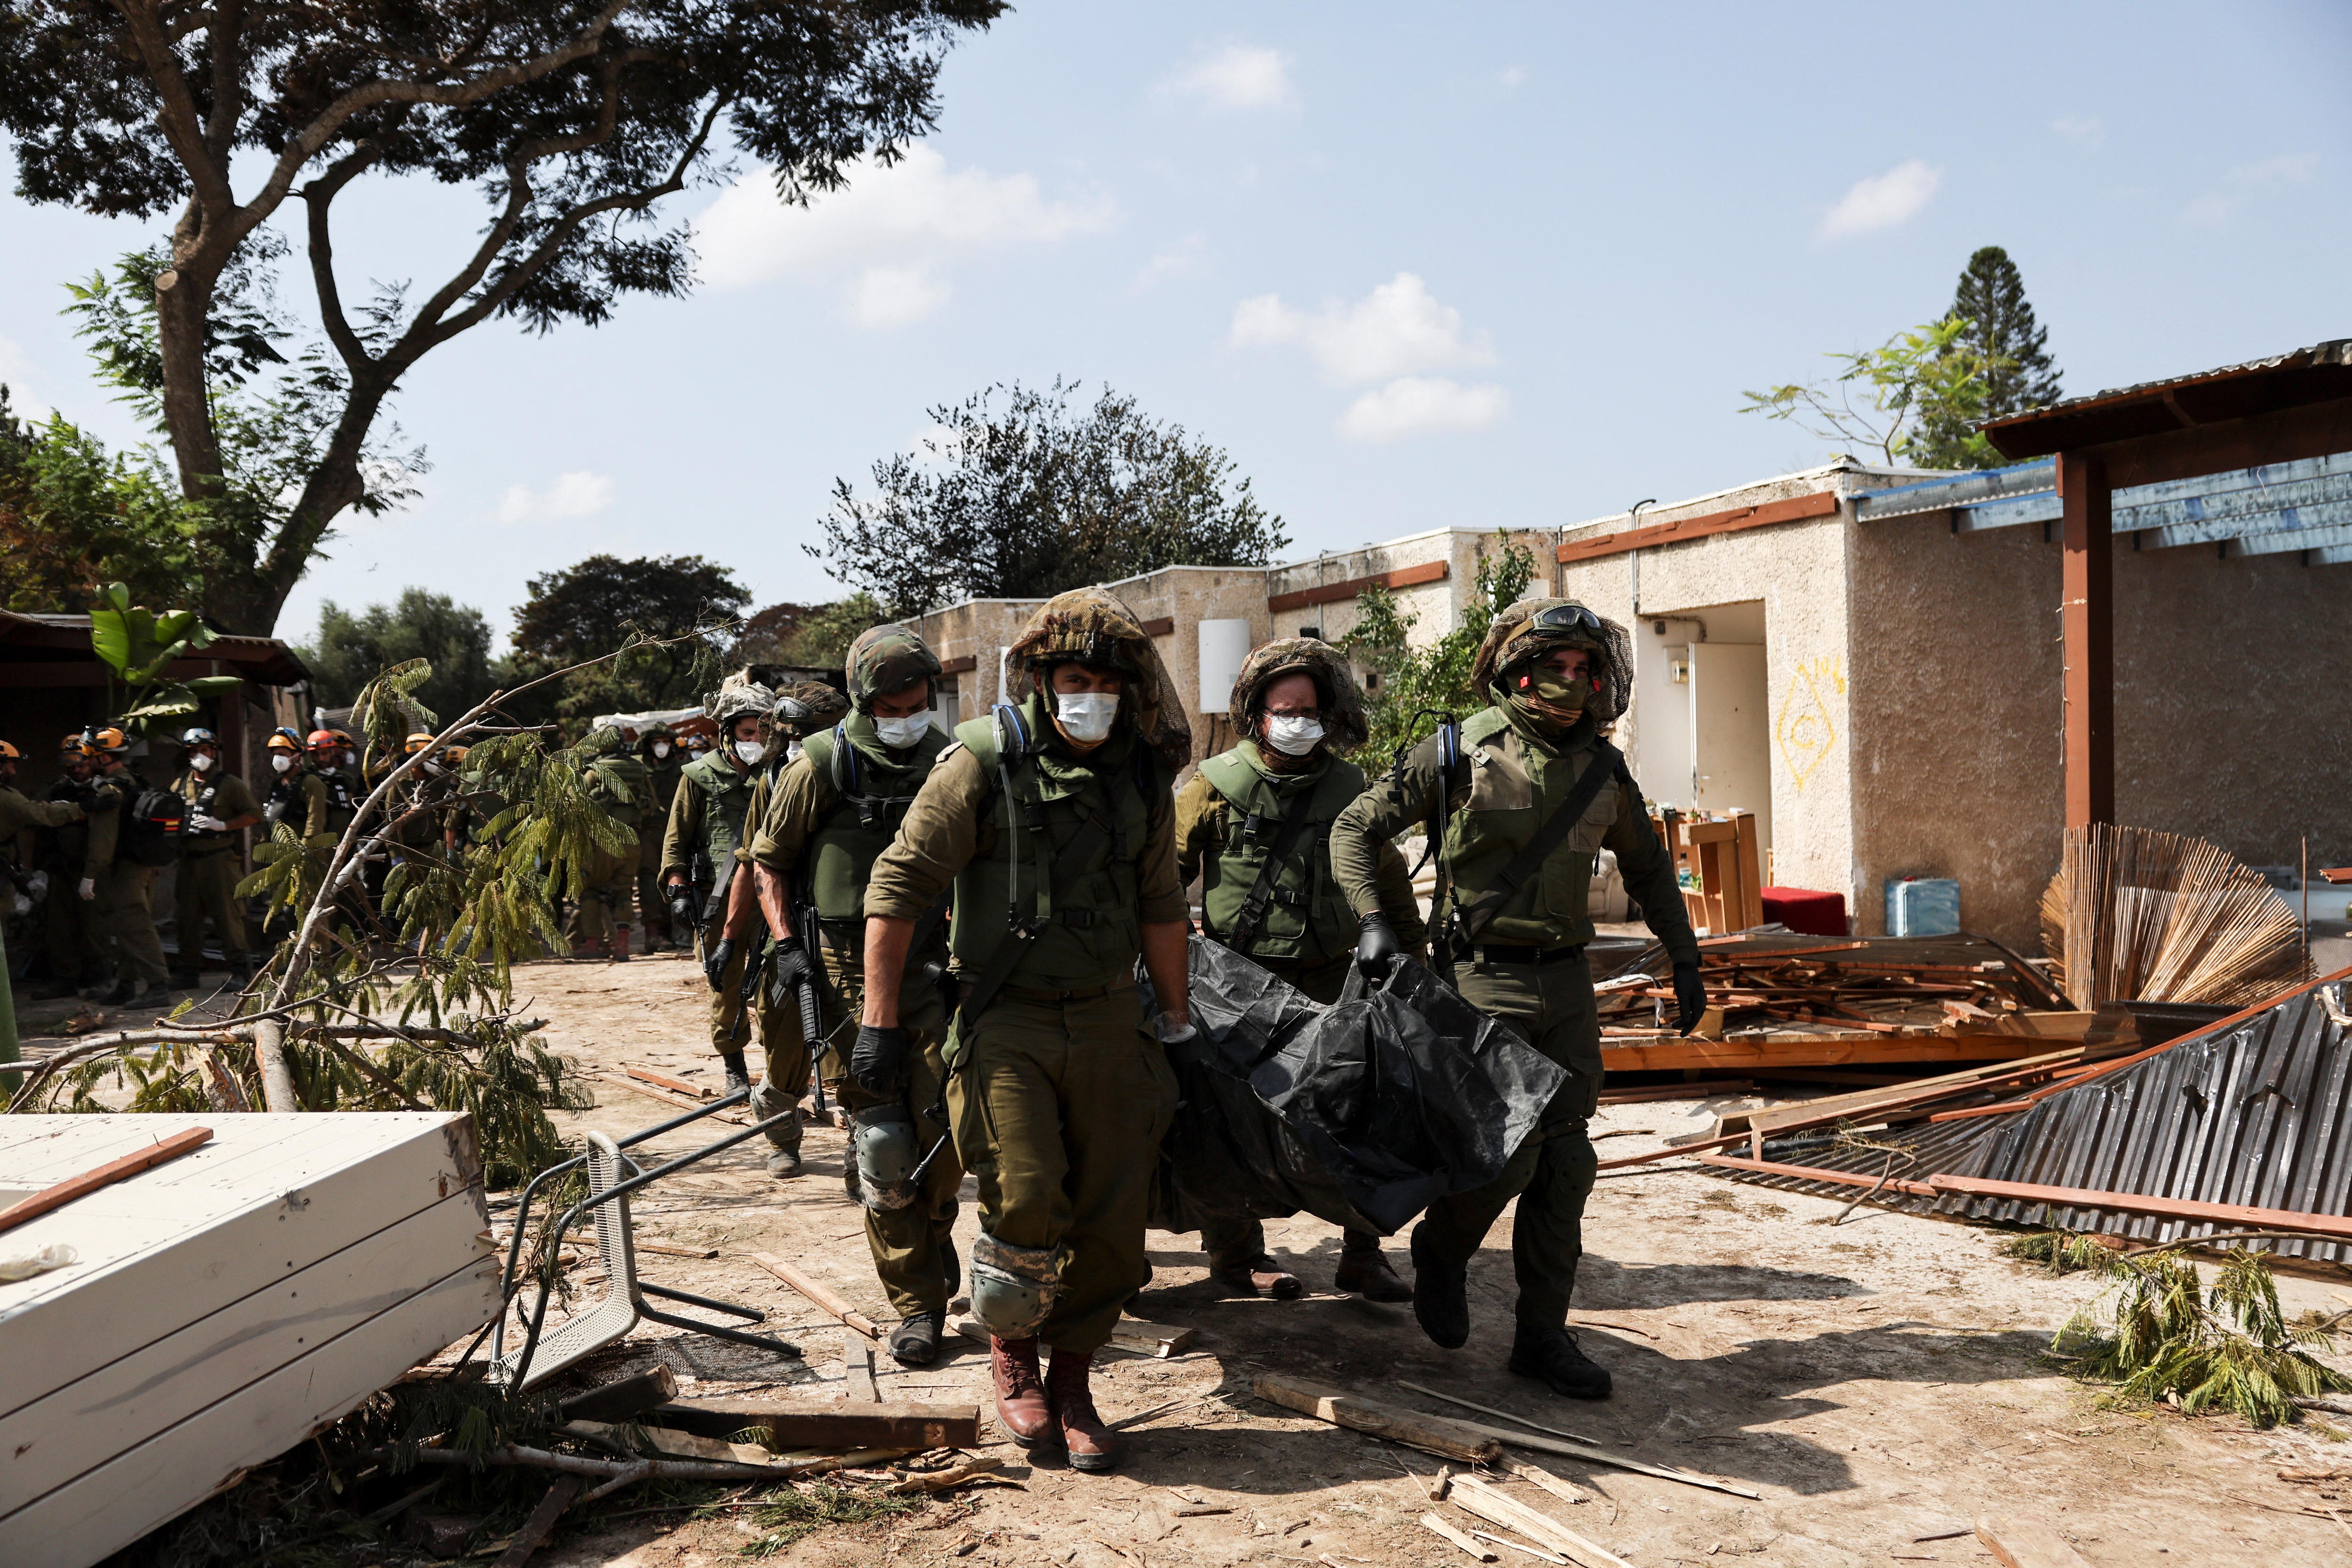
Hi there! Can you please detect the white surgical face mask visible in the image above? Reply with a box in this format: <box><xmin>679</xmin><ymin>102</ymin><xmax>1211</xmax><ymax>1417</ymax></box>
<box><xmin>651</xmin><ymin>740</ymin><xmax>671</xmax><ymax>758</ymax></box>
<box><xmin>189</xmin><ymin>752</ymin><xmax>216</xmax><ymax>772</ymax></box>
<box><xmin>423</xmin><ymin>758</ymin><xmax>443</xmax><ymax>776</ymax></box>
<box><xmin>1055</xmin><ymin>692</ymin><xmax>1120</xmax><ymax>744</ymax></box>
<box><xmin>271</xmin><ymin>753</ymin><xmax>295</xmax><ymax>774</ymax></box>
<box><xmin>1263</xmin><ymin>715</ymin><xmax>1325</xmax><ymax>757</ymax></box>
<box><xmin>874</xmin><ymin>714</ymin><xmax>930</xmax><ymax>749</ymax></box>
<box><xmin>786</xmin><ymin>739</ymin><xmax>805</xmax><ymax>763</ymax></box>
<box><xmin>734</xmin><ymin>740</ymin><xmax>765</xmax><ymax>765</ymax></box>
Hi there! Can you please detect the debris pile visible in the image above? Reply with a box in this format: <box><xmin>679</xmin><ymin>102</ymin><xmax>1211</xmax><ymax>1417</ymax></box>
<box><xmin>2041</xmin><ymin>824</ymin><xmax>2312</xmax><ymax>1008</ymax></box>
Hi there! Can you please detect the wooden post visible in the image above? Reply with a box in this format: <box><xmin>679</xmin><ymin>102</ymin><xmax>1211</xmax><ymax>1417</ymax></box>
<box><xmin>2057</xmin><ymin>451</ymin><xmax>2114</xmax><ymax>828</ymax></box>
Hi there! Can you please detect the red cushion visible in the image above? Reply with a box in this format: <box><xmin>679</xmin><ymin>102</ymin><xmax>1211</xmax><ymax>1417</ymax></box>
<box><xmin>1761</xmin><ymin>886</ymin><xmax>1847</xmax><ymax>938</ymax></box>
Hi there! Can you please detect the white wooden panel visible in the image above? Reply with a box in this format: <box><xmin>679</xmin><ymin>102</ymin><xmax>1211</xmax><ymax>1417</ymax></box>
<box><xmin>0</xmin><ymin>1114</ymin><xmax>477</xmax><ymax>1418</ymax></box>
<box><xmin>1</xmin><ymin>1253</ymin><xmax>500</xmax><ymax>1568</ymax></box>
<box><xmin>1690</xmin><ymin>642</ymin><xmax>1772</xmax><ymax>856</ymax></box>
<box><xmin>0</xmin><ymin>1191</ymin><xmax>493</xmax><ymax>1508</ymax></box>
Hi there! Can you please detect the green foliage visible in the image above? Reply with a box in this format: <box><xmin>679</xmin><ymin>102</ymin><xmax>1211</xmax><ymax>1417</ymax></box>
<box><xmin>507</xmin><ymin>555</ymin><xmax>747</xmax><ymax>726</ymax></box>
<box><xmin>815</xmin><ymin>379</ymin><xmax>1291</xmax><ymax>615</ymax></box>
<box><xmin>85</xmin><ymin>580</ymin><xmax>244</xmax><ymax>733</ymax></box>
<box><xmin>298</xmin><ymin>588</ymin><xmax>499</xmax><ymax>718</ymax></box>
<box><xmin>1739</xmin><ymin>315</ymin><xmax>2009</xmax><ymax>470</ymax></box>
<box><xmin>739</xmin><ymin>1485</ymin><xmax>928</xmax><ymax>1556</ymax></box>
<box><xmin>0</xmin><ymin>387</ymin><xmax>203</xmax><ymax>612</ymax></box>
<box><xmin>2046</xmin><ymin>1243</ymin><xmax>2351</xmax><ymax>1427</ymax></box>
<box><xmin>1341</xmin><ymin>533</ymin><xmax>1539</xmax><ymax>764</ymax></box>
<box><xmin>2000</xmin><ymin>1229</ymin><xmax>2116</xmax><ymax>1275</ymax></box>
<box><xmin>739</xmin><ymin>592</ymin><xmax>891</xmax><ymax>670</ymax></box>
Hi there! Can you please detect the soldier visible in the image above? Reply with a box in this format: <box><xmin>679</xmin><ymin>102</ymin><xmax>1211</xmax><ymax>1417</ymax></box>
<box><xmin>1330</xmin><ymin>599</ymin><xmax>1703</xmax><ymax>1401</ymax></box>
<box><xmin>2</xmin><ymin>740</ymin><xmax>86</xmax><ymax>1059</ymax></box>
<box><xmin>861</xmin><ymin>588</ymin><xmax>1193</xmax><ymax>1473</ymax></box>
<box><xmin>660</xmin><ymin>684</ymin><xmax>778</xmax><ymax>1095</ymax></box>
<box><xmin>1175</xmin><ymin>637</ymin><xmax>1427</xmax><ymax>1302</ymax></box>
<box><xmin>730</xmin><ymin>681</ymin><xmax>851</xmax><ymax>1178</ymax></box>
<box><xmin>636</xmin><ymin>724</ymin><xmax>684</xmax><ymax>950</ymax></box>
<box><xmin>258</xmin><ymin>728</ymin><xmax>304</xmax><ymax>832</ymax></box>
<box><xmin>30</xmin><ymin>733</ymin><xmax>106</xmax><ymax>999</ymax></box>
<box><xmin>167</xmin><ymin>726</ymin><xmax>262</xmax><ymax>988</ymax></box>
<box><xmin>75</xmin><ymin>727</ymin><xmax>171</xmax><ymax>1006</ymax></box>
<box><xmin>567</xmin><ymin>726</ymin><xmax>652</xmax><ymax>961</ymax></box>
<box><xmin>749</xmin><ymin>633</ymin><xmax>962</xmax><ymax>1362</ymax></box>
<box><xmin>300</xmin><ymin>729</ymin><xmax>361</xmax><ymax>844</ymax></box>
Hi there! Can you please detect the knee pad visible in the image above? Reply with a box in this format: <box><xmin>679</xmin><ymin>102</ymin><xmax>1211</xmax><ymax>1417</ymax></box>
<box><xmin>852</xmin><ymin>1105</ymin><xmax>919</xmax><ymax>1212</ymax></box>
<box><xmin>969</xmin><ymin>1233</ymin><xmax>1058</xmax><ymax>1339</ymax></box>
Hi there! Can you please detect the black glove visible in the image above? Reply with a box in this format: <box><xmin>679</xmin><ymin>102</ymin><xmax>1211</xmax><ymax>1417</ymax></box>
<box><xmin>850</xmin><ymin>1023</ymin><xmax>910</xmax><ymax>1096</ymax></box>
<box><xmin>1672</xmin><ymin>962</ymin><xmax>1708</xmax><ymax>1035</ymax></box>
<box><xmin>701</xmin><ymin>936</ymin><xmax>734</xmax><ymax>991</ymax></box>
<box><xmin>766</xmin><ymin>935</ymin><xmax>815</xmax><ymax>1013</ymax></box>
<box><xmin>1355</xmin><ymin>912</ymin><xmax>1402</xmax><ymax>980</ymax></box>
<box><xmin>667</xmin><ymin>890</ymin><xmax>696</xmax><ymax>928</ymax></box>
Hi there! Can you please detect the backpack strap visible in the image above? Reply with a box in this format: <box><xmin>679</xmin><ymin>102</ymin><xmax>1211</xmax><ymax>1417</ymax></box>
<box><xmin>1443</xmin><ymin>738</ymin><xmax>1628</xmax><ymax>963</ymax></box>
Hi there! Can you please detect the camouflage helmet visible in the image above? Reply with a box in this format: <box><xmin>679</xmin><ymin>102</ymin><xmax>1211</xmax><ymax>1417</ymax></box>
<box><xmin>1469</xmin><ymin>598</ymin><xmax>1633</xmax><ymax>725</ymax></box>
<box><xmin>844</xmin><ymin>625</ymin><xmax>942</xmax><ymax>714</ymax></box>
<box><xmin>773</xmin><ymin>680</ymin><xmax>851</xmax><ymax>738</ymax></box>
<box><xmin>1231</xmin><ymin>637</ymin><xmax>1369</xmax><ymax>754</ymax></box>
<box><xmin>706</xmin><ymin>677</ymin><xmax>776</xmax><ymax>728</ymax></box>
<box><xmin>1006</xmin><ymin>587</ymin><xmax>1192</xmax><ymax>772</ymax></box>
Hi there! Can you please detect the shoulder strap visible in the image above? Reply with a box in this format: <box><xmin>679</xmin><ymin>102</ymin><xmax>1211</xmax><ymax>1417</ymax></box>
<box><xmin>1446</xmin><ymin>738</ymin><xmax>1628</xmax><ymax>959</ymax></box>
<box><xmin>1219</xmin><ymin>789</ymin><xmax>1321</xmax><ymax>952</ymax></box>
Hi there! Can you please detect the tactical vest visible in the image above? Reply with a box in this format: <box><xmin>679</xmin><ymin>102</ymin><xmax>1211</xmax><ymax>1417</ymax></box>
<box><xmin>1441</xmin><ymin>707</ymin><xmax>1623</xmax><ymax>948</ymax></box>
<box><xmin>800</xmin><ymin>716</ymin><xmax>948</xmax><ymax>925</ymax></box>
<box><xmin>1197</xmin><ymin>747</ymin><xmax>1364</xmax><ymax>965</ymax></box>
<box><xmin>679</xmin><ymin>752</ymin><xmax>756</xmax><ymax>870</ymax></box>
<box><xmin>172</xmin><ymin>772</ymin><xmax>232</xmax><ymax>854</ymax></box>
<box><xmin>310</xmin><ymin>766</ymin><xmax>359</xmax><ymax>834</ymax></box>
<box><xmin>950</xmin><ymin>696</ymin><xmax>1165</xmax><ymax>993</ymax></box>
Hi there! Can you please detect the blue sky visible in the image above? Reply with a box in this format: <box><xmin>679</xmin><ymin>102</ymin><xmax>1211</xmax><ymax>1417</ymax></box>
<box><xmin>1</xmin><ymin>0</ymin><xmax>2346</xmax><ymax>649</ymax></box>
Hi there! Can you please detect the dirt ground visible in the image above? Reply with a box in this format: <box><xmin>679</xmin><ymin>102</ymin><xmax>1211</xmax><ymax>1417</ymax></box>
<box><xmin>27</xmin><ymin>952</ymin><xmax>2352</xmax><ymax>1565</ymax></box>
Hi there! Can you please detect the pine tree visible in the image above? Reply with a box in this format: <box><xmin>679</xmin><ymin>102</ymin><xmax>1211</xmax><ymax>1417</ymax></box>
<box><xmin>1908</xmin><ymin>246</ymin><xmax>2064</xmax><ymax>469</ymax></box>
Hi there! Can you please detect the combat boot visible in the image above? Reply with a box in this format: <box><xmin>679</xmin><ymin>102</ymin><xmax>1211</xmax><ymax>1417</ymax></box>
<box><xmin>1209</xmin><ymin>1251</ymin><xmax>1302</xmax><ymax>1299</ymax></box>
<box><xmin>1509</xmin><ymin>1326</ymin><xmax>1612</xmax><ymax>1399</ymax></box>
<box><xmin>1046</xmin><ymin>1349</ymin><xmax>1120</xmax><ymax>1472</ymax></box>
<box><xmin>167</xmin><ymin>970</ymin><xmax>201</xmax><ymax>992</ymax></box>
<box><xmin>719</xmin><ymin>1048</ymin><xmax>751</xmax><ymax>1096</ymax></box>
<box><xmin>890</xmin><ymin>1311</ymin><xmax>944</xmax><ymax>1367</ymax></box>
<box><xmin>1409</xmin><ymin>1220</ymin><xmax>1470</xmax><ymax>1348</ymax></box>
<box><xmin>1334</xmin><ymin>1232</ymin><xmax>1413</xmax><ymax>1302</ymax></box>
<box><xmin>989</xmin><ymin>1336</ymin><xmax>1056</xmax><ymax>1449</ymax></box>
<box><xmin>610</xmin><ymin>926</ymin><xmax>631</xmax><ymax>963</ymax></box>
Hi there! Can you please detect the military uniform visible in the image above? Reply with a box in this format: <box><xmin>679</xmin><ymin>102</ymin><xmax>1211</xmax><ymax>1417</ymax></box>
<box><xmin>864</xmin><ymin>587</ymin><xmax>1193</xmax><ymax>1472</ymax></box>
<box><xmin>169</xmin><ymin>766</ymin><xmax>261</xmax><ymax>978</ymax></box>
<box><xmin>82</xmin><ymin>764</ymin><xmax>169</xmax><ymax>995</ymax></box>
<box><xmin>2</xmin><ymin>782</ymin><xmax>83</xmax><ymax>1065</ymax></box>
<box><xmin>636</xmin><ymin>729</ymin><xmax>684</xmax><ymax>947</ymax></box>
<box><xmin>35</xmin><ymin>772</ymin><xmax>107</xmax><ymax>992</ymax></box>
<box><xmin>1329</xmin><ymin>599</ymin><xmax>1697</xmax><ymax>1398</ymax></box>
<box><xmin>660</xmin><ymin>740</ymin><xmax>783</xmax><ymax>1065</ymax></box>
<box><xmin>567</xmin><ymin>733</ymin><xmax>651</xmax><ymax>956</ymax></box>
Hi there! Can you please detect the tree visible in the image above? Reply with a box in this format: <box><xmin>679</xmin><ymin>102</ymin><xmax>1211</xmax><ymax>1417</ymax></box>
<box><xmin>0</xmin><ymin>1</ymin><xmax>1005</xmax><ymax>636</ymax></box>
<box><xmin>0</xmin><ymin>386</ymin><xmax>203</xmax><ymax>613</ymax></box>
<box><xmin>509</xmin><ymin>554</ymin><xmax>748</xmax><ymax>722</ymax></box>
<box><xmin>300</xmin><ymin>589</ymin><xmax>500</xmax><ymax>721</ymax></box>
<box><xmin>739</xmin><ymin>592</ymin><xmax>889</xmax><ymax>669</ymax></box>
<box><xmin>814</xmin><ymin>380</ymin><xmax>1292</xmax><ymax>614</ymax></box>
<box><xmin>1342</xmin><ymin>533</ymin><xmax>1538</xmax><ymax>765</ymax></box>
<box><xmin>85</xmin><ymin>581</ymin><xmax>245</xmax><ymax>736</ymax></box>
<box><xmin>1739</xmin><ymin>316</ymin><xmax>2007</xmax><ymax>470</ymax></box>
<box><xmin>1911</xmin><ymin>246</ymin><xmax>2063</xmax><ymax>468</ymax></box>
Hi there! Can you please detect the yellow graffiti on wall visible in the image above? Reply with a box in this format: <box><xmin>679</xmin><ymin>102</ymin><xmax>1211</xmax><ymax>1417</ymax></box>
<box><xmin>1776</xmin><ymin>655</ymin><xmax>1845</xmax><ymax>791</ymax></box>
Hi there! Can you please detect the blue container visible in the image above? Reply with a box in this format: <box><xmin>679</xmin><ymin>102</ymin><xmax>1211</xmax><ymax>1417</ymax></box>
<box><xmin>1886</xmin><ymin>877</ymin><xmax>1961</xmax><ymax>938</ymax></box>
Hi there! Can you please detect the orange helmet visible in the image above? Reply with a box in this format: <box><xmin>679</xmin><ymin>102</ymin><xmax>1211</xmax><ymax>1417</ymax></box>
<box><xmin>80</xmin><ymin>726</ymin><xmax>129</xmax><ymax>756</ymax></box>
<box><xmin>306</xmin><ymin>729</ymin><xmax>340</xmax><ymax>751</ymax></box>
<box><xmin>266</xmin><ymin>728</ymin><xmax>302</xmax><ymax>753</ymax></box>
<box><xmin>404</xmin><ymin>731</ymin><xmax>436</xmax><ymax>755</ymax></box>
<box><xmin>0</xmin><ymin>740</ymin><xmax>20</xmax><ymax>763</ymax></box>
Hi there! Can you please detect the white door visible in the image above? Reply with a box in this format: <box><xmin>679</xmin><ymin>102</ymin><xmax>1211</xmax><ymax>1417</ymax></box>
<box><xmin>1689</xmin><ymin>643</ymin><xmax>1771</xmax><ymax>856</ymax></box>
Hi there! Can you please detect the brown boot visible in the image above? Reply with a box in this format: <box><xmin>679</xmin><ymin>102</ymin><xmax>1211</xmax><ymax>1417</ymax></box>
<box><xmin>1046</xmin><ymin>1348</ymin><xmax>1120</xmax><ymax>1472</ymax></box>
<box><xmin>610</xmin><ymin>925</ymin><xmax>631</xmax><ymax>962</ymax></box>
<box><xmin>1210</xmin><ymin>1251</ymin><xmax>1303</xmax><ymax>1299</ymax></box>
<box><xmin>1334</xmin><ymin>1232</ymin><xmax>1414</xmax><ymax>1302</ymax></box>
<box><xmin>990</xmin><ymin>1336</ymin><xmax>1057</xmax><ymax>1449</ymax></box>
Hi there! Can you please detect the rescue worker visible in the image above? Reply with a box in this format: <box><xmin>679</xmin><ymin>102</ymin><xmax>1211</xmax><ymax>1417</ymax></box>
<box><xmin>1330</xmin><ymin>599</ymin><xmax>1704</xmax><ymax>1401</ymax></box>
<box><xmin>568</xmin><ymin>726</ymin><xmax>652</xmax><ymax>961</ymax></box>
<box><xmin>300</xmin><ymin>729</ymin><xmax>361</xmax><ymax>844</ymax></box>
<box><xmin>729</xmin><ymin>681</ymin><xmax>851</xmax><ymax>1177</ymax></box>
<box><xmin>2</xmin><ymin>741</ymin><xmax>86</xmax><ymax>1062</ymax></box>
<box><xmin>749</xmin><ymin>635</ymin><xmax>961</xmax><ymax>1361</ymax></box>
<box><xmin>167</xmin><ymin>727</ymin><xmax>262</xmax><ymax>988</ymax></box>
<box><xmin>861</xmin><ymin>588</ymin><xmax>1192</xmax><ymax>1473</ymax></box>
<box><xmin>76</xmin><ymin>727</ymin><xmax>170</xmax><ymax>1006</ymax></box>
<box><xmin>637</xmin><ymin>724</ymin><xmax>684</xmax><ymax>950</ymax></box>
<box><xmin>31</xmin><ymin>734</ymin><xmax>106</xmax><ymax>998</ymax></box>
<box><xmin>258</xmin><ymin>728</ymin><xmax>305</xmax><ymax>834</ymax></box>
<box><xmin>660</xmin><ymin>683</ymin><xmax>779</xmax><ymax>1095</ymax></box>
<box><xmin>1175</xmin><ymin>638</ymin><xmax>1427</xmax><ymax>1302</ymax></box>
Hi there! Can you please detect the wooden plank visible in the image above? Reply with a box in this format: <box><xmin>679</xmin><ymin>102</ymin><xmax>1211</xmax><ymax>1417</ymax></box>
<box><xmin>492</xmin><ymin>1476</ymin><xmax>582</xmax><ymax>1568</ymax></box>
<box><xmin>1449</xmin><ymin>1476</ymin><xmax>1634</xmax><ymax>1568</ymax></box>
<box><xmin>747</xmin><ymin>1250</ymin><xmax>883</xmax><ymax>1339</ymax></box>
<box><xmin>1715</xmin><ymin>1048</ymin><xmax>2087</xmax><ymax>1137</ymax></box>
<box><xmin>647</xmin><ymin>1398</ymin><xmax>980</xmax><ymax>1450</ymax></box>
<box><xmin>1434</xmin><ymin>1417</ymin><xmax>1762</xmax><ymax>1499</ymax></box>
<box><xmin>1973</xmin><ymin>1514</ymin><xmax>2091</xmax><ymax>1568</ymax></box>
<box><xmin>1251</xmin><ymin>1373</ymin><xmax>1501</xmax><ymax>1464</ymax></box>
<box><xmin>624</xmin><ymin>1065</ymin><xmax>711</xmax><ymax>1099</ymax></box>
<box><xmin>593</xmin><ymin>1071</ymin><xmax>747</xmax><ymax>1124</ymax></box>
<box><xmin>563</xmin><ymin>1418</ymin><xmax>773</xmax><ymax>1465</ymax></box>
<box><xmin>555</xmin><ymin>1367</ymin><xmax>679</xmax><ymax>1424</ymax></box>
<box><xmin>1699</xmin><ymin>1154</ymin><xmax>1940</xmax><ymax>1197</ymax></box>
<box><xmin>1926</xmin><ymin>1174</ymin><xmax>2352</xmax><ymax>1240</ymax></box>
<box><xmin>3</xmin><ymin>1251</ymin><xmax>501</xmax><ymax>1568</ymax></box>
<box><xmin>1556</xmin><ymin>490</ymin><xmax>1840</xmax><ymax>564</ymax></box>
<box><xmin>0</xmin><ymin>1127</ymin><xmax>211</xmax><ymax>1236</ymax></box>
<box><xmin>1268</xmin><ymin>558</ymin><xmax>1449</xmax><ymax>613</ymax></box>
<box><xmin>947</xmin><ymin>1314</ymin><xmax>1196</xmax><ymax>1358</ymax></box>
<box><xmin>1420</xmin><ymin>1512</ymin><xmax>1499</xmax><ymax>1560</ymax></box>
<box><xmin>1597</xmin><ymin>1034</ymin><xmax>2058</xmax><ymax>1074</ymax></box>
<box><xmin>842</xmin><ymin>1328</ymin><xmax>878</xmax><ymax>1402</ymax></box>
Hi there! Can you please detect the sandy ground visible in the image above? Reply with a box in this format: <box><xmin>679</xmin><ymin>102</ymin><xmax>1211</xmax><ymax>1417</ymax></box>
<box><xmin>24</xmin><ymin>952</ymin><xmax>2352</xmax><ymax>1565</ymax></box>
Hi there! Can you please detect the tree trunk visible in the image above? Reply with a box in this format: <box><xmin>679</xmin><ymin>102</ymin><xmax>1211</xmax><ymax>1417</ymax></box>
<box><xmin>253</xmin><ymin>1019</ymin><xmax>301</xmax><ymax>1112</ymax></box>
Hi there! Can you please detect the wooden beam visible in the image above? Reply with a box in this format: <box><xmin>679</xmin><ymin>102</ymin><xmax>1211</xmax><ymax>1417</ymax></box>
<box><xmin>1268</xmin><ymin>559</ymin><xmax>1448</xmax><ymax>613</ymax></box>
<box><xmin>1138</xmin><ymin>616</ymin><xmax>1175</xmax><ymax>637</ymax></box>
<box><xmin>647</xmin><ymin>1398</ymin><xmax>980</xmax><ymax>1450</ymax></box>
<box><xmin>1252</xmin><ymin>1372</ymin><xmax>1502</xmax><ymax>1463</ymax></box>
<box><xmin>1557</xmin><ymin>490</ymin><xmax>1840</xmax><ymax>565</ymax></box>
<box><xmin>0</xmin><ymin>1126</ymin><xmax>212</xmax><ymax>1235</ymax></box>
<box><xmin>936</xmin><ymin>655</ymin><xmax>978</xmax><ymax>676</ymax></box>
<box><xmin>2057</xmin><ymin>451</ymin><xmax>2114</xmax><ymax>828</ymax></box>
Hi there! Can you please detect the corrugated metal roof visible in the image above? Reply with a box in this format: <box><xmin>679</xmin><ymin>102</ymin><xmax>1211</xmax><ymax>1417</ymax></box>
<box><xmin>1982</xmin><ymin>340</ymin><xmax>2352</xmax><ymax>460</ymax></box>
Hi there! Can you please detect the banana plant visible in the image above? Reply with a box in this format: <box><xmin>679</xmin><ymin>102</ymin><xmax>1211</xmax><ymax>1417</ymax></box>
<box><xmin>87</xmin><ymin>581</ymin><xmax>246</xmax><ymax>732</ymax></box>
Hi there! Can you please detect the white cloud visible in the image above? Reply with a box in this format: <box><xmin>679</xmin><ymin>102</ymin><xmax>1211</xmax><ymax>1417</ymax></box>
<box><xmin>1229</xmin><ymin>272</ymin><xmax>1496</xmax><ymax>386</ymax></box>
<box><xmin>2052</xmin><ymin>116</ymin><xmax>2105</xmax><ymax>147</ymax></box>
<box><xmin>0</xmin><ymin>336</ymin><xmax>51</xmax><ymax>421</ymax></box>
<box><xmin>1497</xmin><ymin>65</ymin><xmax>1527</xmax><ymax>90</ymax></box>
<box><xmin>2180</xmin><ymin>152</ymin><xmax>2318</xmax><ymax>226</ymax></box>
<box><xmin>497</xmin><ymin>470</ymin><xmax>615</xmax><ymax>525</ymax></box>
<box><xmin>1166</xmin><ymin>44</ymin><xmax>1295</xmax><ymax>111</ymax></box>
<box><xmin>691</xmin><ymin>145</ymin><xmax>1115</xmax><ymax>326</ymax></box>
<box><xmin>1132</xmin><ymin>233</ymin><xmax>1210</xmax><ymax>291</ymax></box>
<box><xmin>1338</xmin><ymin>377</ymin><xmax>1510</xmax><ymax>443</ymax></box>
<box><xmin>1820</xmin><ymin>159</ymin><xmax>1941</xmax><ymax>239</ymax></box>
